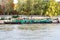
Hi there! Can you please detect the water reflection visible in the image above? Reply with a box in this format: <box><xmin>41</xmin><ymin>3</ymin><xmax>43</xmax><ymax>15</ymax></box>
<box><xmin>0</xmin><ymin>24</ymin><xmax>60</xmax><ymax>40</ymax></box>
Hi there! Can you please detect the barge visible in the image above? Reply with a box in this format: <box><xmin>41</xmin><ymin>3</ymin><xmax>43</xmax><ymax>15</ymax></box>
<box><xmin>3</xmin><ymin>18</ymin><xmax>59</xmax><ymax>24</ymax></box>
<box><xmin>0</xmin><ymin>16</ymin><xmax>59</xmax><ymax>24</ymax></box>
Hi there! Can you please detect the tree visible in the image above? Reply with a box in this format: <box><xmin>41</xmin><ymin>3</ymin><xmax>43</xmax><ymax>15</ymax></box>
<box><xmin>45</xmin><ymin>0</ymin><xmax>58</xmax><ymax>17</ymax></box>
<box><xmin>17</xmin><ymin>0</ymin><xmax>27</xmax><ymax>15</ymax></box>
<box><xmin>25</xmin><ymin>0</ymin><xmax>32</xmax><ymax>15</ymax></box>
<box><xmin>0</xmin><ymin>5</ymin><xmax>3</xmax><ymax>15</ymax></box>
<box><xmin>5</xmin><ymin>0</ymin><xmax>14</xmax><ymax>15</ymax></box>
<box><xmin>32</xmin><ymin>0</ymin><xmax>47</xmax><ymax>15</ymax></box>
<box><xmin>29</xmin><ymin>0</ymin><xmax>45</xmax><ymax>18</ymax></box>
<box><xmin>17</xmin><ymin>0</ymin><xmax>32</xmax><ymax>15</ymax></box>
<box><xmin>56</xmin><ymin>2</ymin><xmax>60</xmax><ymax>15</ymax></box>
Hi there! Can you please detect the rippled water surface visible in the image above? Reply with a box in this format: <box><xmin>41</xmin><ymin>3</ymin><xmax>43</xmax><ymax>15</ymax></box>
<box><xmin>0</xmin><ymin>24</ymin><xmax>60</xmax><ymax>40</ymax></box>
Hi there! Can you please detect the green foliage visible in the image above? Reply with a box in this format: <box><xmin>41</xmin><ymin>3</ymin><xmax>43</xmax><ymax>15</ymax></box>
<box><xmin>1</xmin><ymin>0</ymin><xmax>60</xmax><ymax>17</ymax></box>
<box><xmin>0</xmin><ymin>18</ymin><xmax>5</xmax><ymax>20</ymax></box>
<box><xmin>45</xmin><ymin>0</ymin><xmax>58</xmax><ymax>17</ymax></box>
<box><xmin>17</xmin><ymin>0</ymin><xmax>45</xmax><ymax>15</ymax></box>
<box><xmin>5</xmin><ymin>0</ymin><xmax>14</xmax><ymax>15</ymax></box>
<box><xmin>12</xmin><ymin>15</ymin><xmax>19</xmax><ymax>18</ymax></box>
<box><xmin>56</xmin><ymin>2</ymin><xmax>60</xmax><ymax>15</ymax></box>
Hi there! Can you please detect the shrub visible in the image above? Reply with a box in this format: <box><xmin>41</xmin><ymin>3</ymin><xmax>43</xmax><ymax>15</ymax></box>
<box><xmin>0</xmin><ymin>18</ymin><xmax>5</xmax><ymax>20</ymax></box>
<box><xmin>12</xmin><ymin>15</ymin><xmax>19</xmax><ymax>18</ymax></box>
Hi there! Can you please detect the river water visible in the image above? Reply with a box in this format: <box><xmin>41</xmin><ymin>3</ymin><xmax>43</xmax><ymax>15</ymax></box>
<box><xmin>0</xmin><ymin>24</ymin><xmax>60</xmax><ymax>40</ymax></box>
